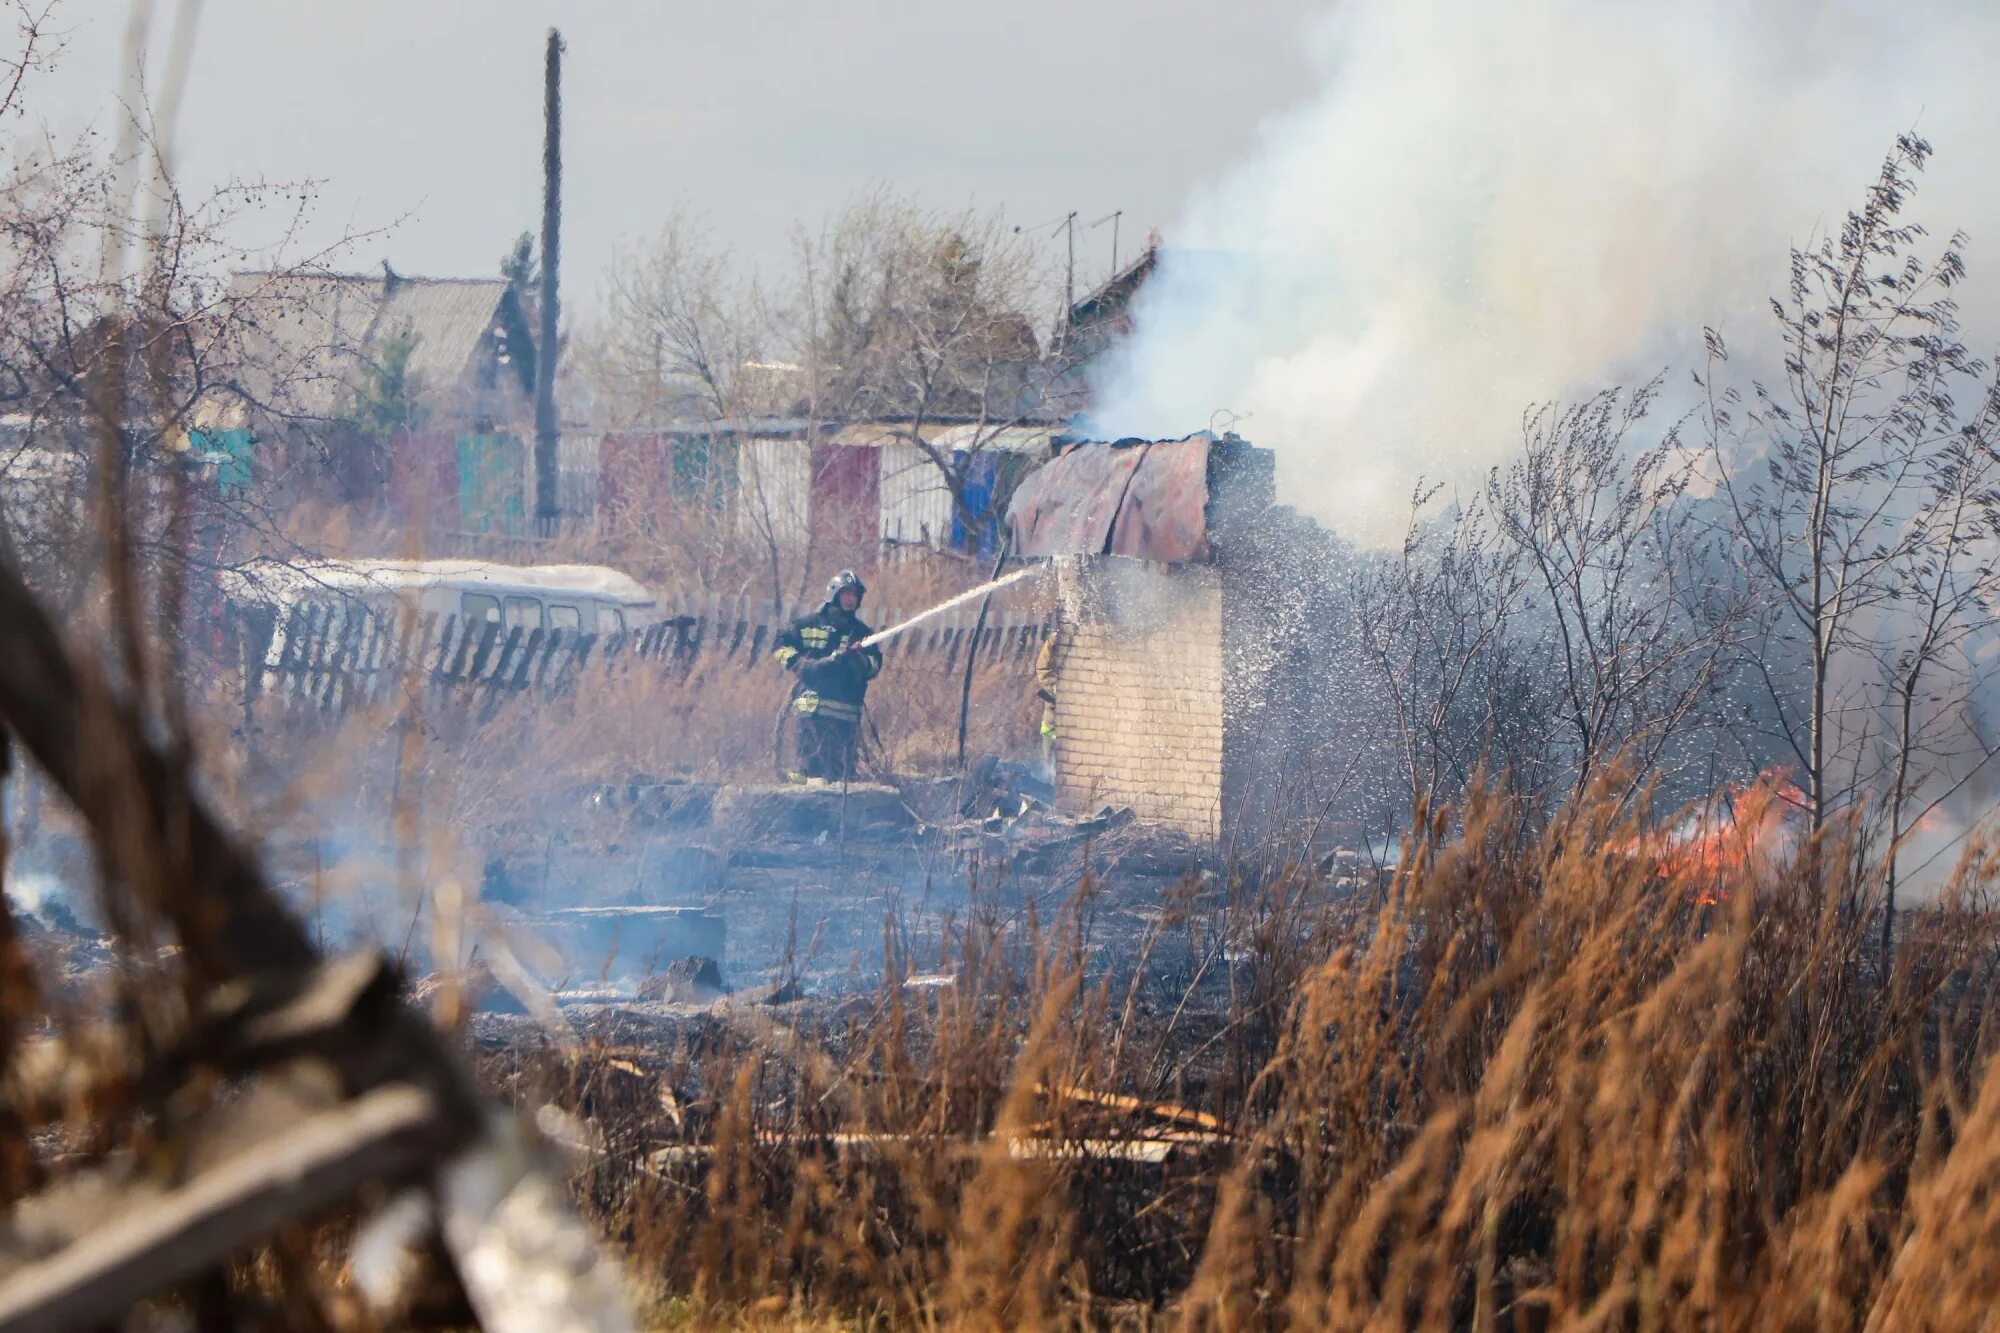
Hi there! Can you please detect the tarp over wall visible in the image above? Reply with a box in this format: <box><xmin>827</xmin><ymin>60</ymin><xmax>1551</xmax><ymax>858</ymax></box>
<box><xmin>1007</xmin><ymin>438</ymin><xmax>1206</xmax><ymax>561</ymax></box>
<box><xmin>1006</xmin><ymin>434</ymin><xmax>1272</xmax><ymax>563</ymax></box>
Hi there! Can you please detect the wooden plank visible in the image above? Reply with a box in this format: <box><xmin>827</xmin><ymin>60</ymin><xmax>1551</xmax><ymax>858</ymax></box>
<box><xmin>562</xmin><ymin>627</ymin><xmax>588</xmax><ymax>685</ymax></box>
<box><xmin>323</xmin><ymin>608</ymin><xmax>365</xmax><ymax>715</ymax></box>
<box><xmin>427</xmin><ymin>616</ymin><xmax>460</xmax><ymax>706</ymax></box>
<box><xmin>511</xmin><ymin>628</ymin><xmax>546</xmax><ymax>691</ymax></box>
<box><xmin>298</xmin><ymin>600</ymin><xmax>330</xmax><ymax>704</ymax></box>
<box><xmin>378</xmin><ymin>606</ymin><xmax>410</xmax><ymax>697</ymax></box>
<box><xmin>278</xmin><ymin>603</ymin><xmax>311</xmax><ymax>708</ymax></box>
<box><xmin>312</xmin><ymin>607</ymin><xmax>342</xmax><ymax>712</ymax></box>
<box><xmin>0</xmin><ymin>1084</ymin><xmax>450</xmax><ymax>1333</ymax></box>
<box><xmin>242</xmin><ymin>607</ymin><xmax>278</xmax><ymax>705</ymax></box>
<box><xmin>480</xmin><ymin>625</ymin><xmax>522</xmax><ymax>694</ymax></box>
<box><xmin>268</xmin><ymin>605</ymin><xmax>298</xmax><ymax>701</ymax></box>
<box><xmin>448</xmin><ymin>617</ymin><xmax>485</xmax><ymax>682</ymax></box>
<box><xmin>684</xmin><ymin>605</ymin><xmax>706</xmax><ymax>663</ymax></box>
<box><xmin>532</xmin><ymin>629</ymin><xmax>563</xmax><ymax>691</ymax></box>
<box><xmin>380</xmin><ymin>607</ymin><xmax>416</xmax><ymax>704</ymax></box>
<box><xmin>724</xmin><ymin>597</ymin><xmax>747</xmax><ymax>662</ymax></box>
<box><xmin>352</xmin><ymin>609</ymin><xmax>383</xmax><ymax>704</ymax></box>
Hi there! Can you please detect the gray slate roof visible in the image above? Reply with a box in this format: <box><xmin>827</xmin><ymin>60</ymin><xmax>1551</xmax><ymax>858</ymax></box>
<box><xmin>226</xmin><ymin>270</ymin><xmax>516</xmax><ymax>420</ymax></box>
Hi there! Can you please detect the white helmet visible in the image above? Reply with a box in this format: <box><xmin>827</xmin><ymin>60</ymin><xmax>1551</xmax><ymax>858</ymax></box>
<box><xmin>826</xmin><ymin>569</ymin><xmax>866</xmax><ymax>604</ymax></box>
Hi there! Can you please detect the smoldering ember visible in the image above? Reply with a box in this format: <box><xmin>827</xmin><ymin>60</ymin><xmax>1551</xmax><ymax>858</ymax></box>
<box><xmin>12</xmin><ymin>4</ymin><xmax>2000</xmax><ymax>1330</ymax></box>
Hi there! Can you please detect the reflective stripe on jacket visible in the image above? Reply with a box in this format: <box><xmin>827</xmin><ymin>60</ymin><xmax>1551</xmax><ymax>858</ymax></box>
<box><xmin>793</xmin><ymin>690</ymin><xmax>863</xmax><ymax>722</ymax></box>
<box><xmin>774</xmin><ymin>600</ymin><xmax>883</xmax><ymax>715</ymax></box>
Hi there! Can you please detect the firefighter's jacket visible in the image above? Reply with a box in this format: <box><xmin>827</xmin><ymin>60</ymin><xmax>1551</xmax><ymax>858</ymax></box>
<box><xmin>774</xmin><ymin>602</ymin><xmax>883</xmax><ymax>724</ymax></box>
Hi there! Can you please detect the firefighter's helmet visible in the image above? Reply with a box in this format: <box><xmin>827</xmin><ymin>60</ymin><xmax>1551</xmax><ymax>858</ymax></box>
<box><xmin>827</xmin><ymin>569</ymin><xmax>866</xmax><ymax>605</ymax></box>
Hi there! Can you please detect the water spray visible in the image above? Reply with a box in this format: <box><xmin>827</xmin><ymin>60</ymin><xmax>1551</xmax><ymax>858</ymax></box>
<box><xmin>855</xmin><ymin>565</ymin><xmax>1042</xmax><ymax>651</ymax></box>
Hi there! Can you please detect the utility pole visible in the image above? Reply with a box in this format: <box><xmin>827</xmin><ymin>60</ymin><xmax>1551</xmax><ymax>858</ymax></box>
<box><xmin>1062</xmin><ymin>210</ymin><xmax>1077</xmax><ymax>323</ymax></box>
<box><xmin>1089</xmin><ymin>210</ymin><xmax>1123</xmax><ymax>278</ymax></box>
<box><xmin>1021</xmin><ymin>211</ymin><xmax>1081</xmax><ymax>352</ymax></box>
<box><xmin>533</xmin><ymin>28</ymin><xmax>564</xmax><ymax>536</ymax></box>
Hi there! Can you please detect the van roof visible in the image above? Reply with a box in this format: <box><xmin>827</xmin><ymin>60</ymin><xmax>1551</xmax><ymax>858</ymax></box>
<box><xmin>219</xmin><ymin>557</ymin><xmax>657</xmax><ymax>606</ymax></box>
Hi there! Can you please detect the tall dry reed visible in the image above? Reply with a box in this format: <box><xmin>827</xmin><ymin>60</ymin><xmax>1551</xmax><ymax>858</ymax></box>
<box><xmin>501</xmin><ymin>775</ymin><xmax>2000</xmax><ymax>1329</ymax></box>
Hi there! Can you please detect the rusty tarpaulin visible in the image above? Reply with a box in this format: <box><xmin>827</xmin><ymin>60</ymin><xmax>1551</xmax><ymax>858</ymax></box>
<box><xmin>1006</xmin><ymin>436</ymin><xmax>1215</xmax><ymax>562</ymax></box>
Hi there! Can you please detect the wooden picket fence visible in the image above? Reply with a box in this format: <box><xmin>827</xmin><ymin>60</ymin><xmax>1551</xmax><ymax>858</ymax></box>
<box><xmin>225</xmin><ymin>594</ymin><xmax>1050</xmax><ymax>719</ymax></box>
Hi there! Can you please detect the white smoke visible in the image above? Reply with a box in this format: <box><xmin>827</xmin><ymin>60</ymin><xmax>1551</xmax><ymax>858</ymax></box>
<box><xmin>1089</xmin><ymin>0</ymin><xmax>2000</xmax><ymax>544</ymax></box>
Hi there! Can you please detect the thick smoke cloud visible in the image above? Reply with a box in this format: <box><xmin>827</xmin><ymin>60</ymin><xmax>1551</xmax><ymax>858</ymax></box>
<box><xmin>1088</xmin><ymin>0</ymin><xmax>2000</xmax><ymax>544</ymax></box>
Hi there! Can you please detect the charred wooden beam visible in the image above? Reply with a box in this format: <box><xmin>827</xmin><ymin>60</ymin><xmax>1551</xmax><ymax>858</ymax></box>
<box><xmin>0</xmin><ymin>1083</ymin><xmax>452</xmax><ymax>1333</ymax></box>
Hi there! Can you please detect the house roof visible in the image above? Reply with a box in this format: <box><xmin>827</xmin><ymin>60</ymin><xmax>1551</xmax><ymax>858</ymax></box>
<box><xmin>225</xmin><ymin>270</ymin><xmax>518</xmax><ymax>419</ymax></box>
<box><xmin>1066</xmin><ymin>244</ymin><xmax>1159</xmax><ymax>334</ymax></box>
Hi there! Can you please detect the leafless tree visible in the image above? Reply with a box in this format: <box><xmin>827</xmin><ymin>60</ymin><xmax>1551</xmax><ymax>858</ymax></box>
<box><xmin>791</xmin><ymin>192</ymin><xmax>1069</xmax><ymax>550</ymax></box>
<box><xmin>1352</xmin><ymin>486</ymin><xmax>1535</xmax><ymax>817</ymax></box>
<box><xmin>587</xmin><ymin>212</ymin><xmax>774</xmax><ymax>426</ymax></box>
<box><xmin>0</xmin><ymin>8</ymin><xmax>378</xmax><ymax>681</ymax></box>
<box><xmin>578</xmin><ymin>218</ymin><xmax>795</xmax><ymax>599</ymax></box>
<box><xmin>1864</xmin><ymin>376</ymin><xmax>2000</xmax><ymax>952</ymax></box>
<box><xmin>1703</xmin><ymin>135</ymin><xmax>1993</xmax><ymax>843</ymax></box>
<box><xmin>1485</xmin><ymin>380</ymin><xmax>1743</xmax><ymax>812</ymax></box>
<box><xmin>578</xmin><ymin>193</ymin><xmax>1072</xmax><ymax>600</ymax></box>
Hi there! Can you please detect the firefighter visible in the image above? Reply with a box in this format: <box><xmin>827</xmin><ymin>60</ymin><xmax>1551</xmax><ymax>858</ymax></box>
<box><xmin>1034</xmin><ymin>620</ymin><xmax>1061</xmax><ymax>774</ymax></box>
<box><xmin>774</xmin><ymin>569</ymin><xmax>884</xmax><ymax>782</ymax></box>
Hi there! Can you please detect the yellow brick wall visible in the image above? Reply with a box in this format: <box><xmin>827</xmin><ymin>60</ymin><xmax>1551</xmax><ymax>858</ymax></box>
<box><xmin>1052</xmin><ymin>562</ymin><xmax>1224</xmax><ymax>839</ymax></box>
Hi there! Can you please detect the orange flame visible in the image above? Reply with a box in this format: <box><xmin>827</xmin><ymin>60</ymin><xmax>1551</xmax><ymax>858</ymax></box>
<box><xmin>1614</xmin><ymin>773</ymin><xmax>1811</xmax><ymax>904</ymax></box>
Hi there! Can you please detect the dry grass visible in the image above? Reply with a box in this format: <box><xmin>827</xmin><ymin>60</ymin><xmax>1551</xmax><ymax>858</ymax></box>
<box><xmin>479</xmin><ymin>776</ymin><xmax>2000</xmax><ymax>1330</ymax></box>
<box><xmin>27</xmin><ymin>535</ymin><xmax>2000</xmax><ymax>1327</ymax></box>
<box><xmin>17</xmin><ymin>726</ymin><xmax>2000</xmax><ymax>1328</ymax></box>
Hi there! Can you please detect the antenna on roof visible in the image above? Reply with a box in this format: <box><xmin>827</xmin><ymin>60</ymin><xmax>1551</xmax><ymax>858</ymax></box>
<box><xmin>1088</xmin><ymin>211</ymin><xmax>1123</xmax><ymax>277</ymax></box>
<box><xmin>1014</xmin><ymin>212</ymin><xmax>1080</xmax><ymax>348</ymax></box>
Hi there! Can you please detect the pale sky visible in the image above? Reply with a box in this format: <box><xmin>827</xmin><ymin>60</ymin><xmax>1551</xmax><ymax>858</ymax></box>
<box><xmin>34</xmin><ymin>0</ymin><xmax>1324</xmax><ymax>314</ymax></box>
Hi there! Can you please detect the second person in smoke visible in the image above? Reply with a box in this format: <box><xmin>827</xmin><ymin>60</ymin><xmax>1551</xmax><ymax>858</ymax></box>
<box><xmin>774</xmin><ymin>569</ymin><xmax>884</xmax><ymax>783</ymax></box>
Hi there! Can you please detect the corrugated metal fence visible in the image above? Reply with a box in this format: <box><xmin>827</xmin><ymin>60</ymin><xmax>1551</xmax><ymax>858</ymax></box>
<box><xmin>226</xmin><ymin>596</ymin><xmax>1050</xmax><ymax>718</ymax></box>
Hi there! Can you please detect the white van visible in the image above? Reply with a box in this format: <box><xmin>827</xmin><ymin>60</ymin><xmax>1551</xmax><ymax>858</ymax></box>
<box><xmin>220</xmin><ymin>557</ymin><xmax>662</xmax><ymax>646</ymax></box>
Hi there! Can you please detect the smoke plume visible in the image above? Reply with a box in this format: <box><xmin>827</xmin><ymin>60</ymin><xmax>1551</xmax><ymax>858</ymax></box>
<box><xmin>1088</xmin><ymin>0</ymin><xmax>2000</xmax><ymax>543</ymax></box>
